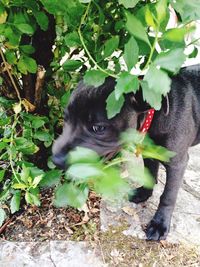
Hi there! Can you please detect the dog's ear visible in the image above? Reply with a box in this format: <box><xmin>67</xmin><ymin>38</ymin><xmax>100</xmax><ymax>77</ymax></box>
<box><xmin>127</xmin><ymin>88</ymin><xmax>151</xmax><ymax>113</ymax></box>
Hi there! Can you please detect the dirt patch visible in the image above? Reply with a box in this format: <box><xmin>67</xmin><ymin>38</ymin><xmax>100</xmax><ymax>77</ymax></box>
<box><xmin>0</xmin><ymin>189</ymin><xmax>100</xmax><ymax>242</ymax></box>
<box><xmin>100</xmin><ymin>226</ymin><xmax>200</xmax><ymax>267</ymax></box>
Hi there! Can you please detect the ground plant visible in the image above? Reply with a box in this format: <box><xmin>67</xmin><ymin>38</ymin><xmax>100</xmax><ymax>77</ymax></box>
<box><xmin>0</xmin><ymin>0</ymin><xmax>199</xmax><ymax>226</ymax></box>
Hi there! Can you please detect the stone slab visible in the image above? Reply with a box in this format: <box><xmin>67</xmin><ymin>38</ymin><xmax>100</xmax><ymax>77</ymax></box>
<box><xmin>0</xmin><ymin>241</ymin><xmax>107</xmax><ymax>267</ymax></box>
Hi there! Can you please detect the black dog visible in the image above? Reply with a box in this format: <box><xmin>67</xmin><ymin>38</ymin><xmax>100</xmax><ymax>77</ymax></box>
<box><xmin>52</xmin><ymin>64</ymin><xmax>200</xmax><ymax>241</ymax></box>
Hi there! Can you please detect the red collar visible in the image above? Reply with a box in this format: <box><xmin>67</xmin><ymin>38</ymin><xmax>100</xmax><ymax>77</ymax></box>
<box><xmin>139</xmin><ymin>109</ymin><xmax>155</xmax><ymax>133</ymax></box>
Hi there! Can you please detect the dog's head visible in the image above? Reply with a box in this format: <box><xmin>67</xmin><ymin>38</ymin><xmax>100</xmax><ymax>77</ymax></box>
<box><xmin>52</xmin><ymin>77</ymin><xmax>150</xmax><ymax>169</ymax></box>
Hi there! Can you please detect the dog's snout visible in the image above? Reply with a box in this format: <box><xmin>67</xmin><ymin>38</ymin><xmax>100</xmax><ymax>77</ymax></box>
<box><xmin>52</xmin><ymin>152</ymin><xmax>67</xmax><ymax>169</ymax></box>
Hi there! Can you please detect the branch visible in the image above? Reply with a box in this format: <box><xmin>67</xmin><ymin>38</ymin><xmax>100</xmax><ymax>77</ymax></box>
<box><xmin>34</xmin><ymin>65</ymin><xmax>46</xmax><ymax>109</ymax></box>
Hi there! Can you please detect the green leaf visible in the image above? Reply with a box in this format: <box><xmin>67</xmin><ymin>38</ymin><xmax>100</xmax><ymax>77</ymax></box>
<box><xmin>0</xmin><ymin>169</ymin><xmax>5</xmax><ymax>182</ymax></box>
<box><xmin>17</xmin><ymin>57</ymin><xmax>28</xmax><ymax>74</ymax></box>
<box><xmin>144</xmin><ymin>65</ymin><xmax>171</xmax><ymax>95</ymax></box>
<box><xmin>15</xmin><ymin>137</ymin><xmax>39</xmax><ymax>155</ymax></box>
<box><xmin>106</xmin><ymin>91</ymin><xmax>125</xmax><ymax>119</ymax></box>
<box><xmin>25</xmin><ymin>191</ymin><xmax>40</xmax><ymax>206</ymax></box>
<box><xmin>172</xmin><ymin>0</ymin><xmax>200</xmax><ymax>22</ymax></box>
<box><xmin>64</xmin><ymin>31</ymin><xmax>81</xmax><ymax>47</ymax></box>
<box><xmin>68</xmin><ymin>147</ymin><xmax>100</xmax><ymax>165</ymax></box>
<box><xmin>142</xmin><ymin>144</ymin><xmax>176</xmax><ymax>162</ymax></box>
<box><xmin>125</xmin><ymin>11</ymin><xmax>151</xmax><ymax>47</ymax></box>
<box><xmin>23</xmin><ymin>56</ymin><xmax>37</xmax><ymax>73</ymax></box>
<box><xmin>62</xmin><ymin>60</ymin><xmax>83</xmax><ymax>72</ymax></box>
<box><xmin>67</xmin><ymin>163</ymin><xmax>103</xmax><ymax>181</ymax></box>
<box><xmin>94</xmin><ymin>168</ymin><xmax>130</xmax><ymax>200</ymax></box>
<box><xmin>5</xmin><ymin>50</ymin><xmax>17</xmax><ymax>64</ymax></box>
<box><xmin>34</xmin><ymin>131</ymin><xmax>52</xmax><ymax>142</ymax></box>
<box><xmin>54</xmin><ymin>183</ymin><xmax>89</xmax><ymax>208</ymax></box>
<box><xmin>145</xmin><ymin>5</ymin><xmax>156</xmax><ymax>29</ymax></box>
<box><xmin>103</xmin><ymin>36</ymin><xmax>119</xmax><ymax>58</ymax></box>
<box><xmin>129</xmin><ymin>164</ymin><xmax>154</xmax><ymax>189</ymax></box>
<box><xmin>40</xmin><ymin>169</ymin><xmax>62</xmax><ymax>188</ymax></box>
<box><xmin>0</xmin><ymin>208</ymin><xmax>6</xmax><ymax>227</ymax></box>
<box><xmin>32</xmin><ymin>175</ymin><xmax>44</xmax><ymax>188</ymax></box>
<box><xmin>10</xmin><ymin>191</ymin><xmax>21</xmax><ymax>214</ymax></box>
<box><xmin>34</xmin><ymin>11</ymin><xmax>49</xmax><ymax>31</ymax></box>
<box><xmin>32</xmin><ymin>118</ymin><xmax>46</xmax><ymax>129</ymax></box>
<box><xmin>17</xmin><ymin>56</ymin><xmax>37</xmax><ymax>74</ymax></box>
<box><xmin>118</xmin><ymin>0</ymin><xmax>139</xmax><ymax>9</ymax></box>
<box><xmin>12</xmin><ymin>183</ymin><xmax>27</xmax><ymax>190</ymax></box>
<box><xmin>162</xmin><ymin>27</ymin><xmax>193</xmax><ymax>43</ymax></box>
<box><xmin>123</xmin><ymin>37</ymin><xmax>139</xmax><ymax>71</ymax></box>
<box><xmin>0</xmin><ymin>10</ymin><xmax>7</xmax><ymax>24</ymax></box>
<box><xmin>84</xmin><ymin>70</ymin><xmax>108</xmax><ymax>87</ymax></box>
<box><xmin>20</xmin><ymin>45</ymin><xmax>35</xmax><ymax>54</ymax></box>
<box><xmin>140</xmin><ymin>80</ymin><xmax>162</xmax><ymax>110</ymax></box>
<box><xmin>20</xmin><ymin>164</ymin><xmax>30</xmax><ymax>183</ymax></box>
<box><xmin>115</xmin><ymin>72</ymin><xmax>139</xmax><ymax>100</ymax></box>
<box><xmin>15</xmin><ymin>23</ymin><xmax>34</xmax><ymax>35</ymax></box>
<box><xmin>154</xmin><ymin>48</ymin><xmax>186</xmax><ymax>73</ymax></box>
<box><xmin>155</xmin><ymin>0</ymin><xmax>167</xmax><ymax>23</ymax></box>
<box><xmin>188</xmin><ymin>47</ymin><xmax>198</xmax><ymax>58</ymax></box>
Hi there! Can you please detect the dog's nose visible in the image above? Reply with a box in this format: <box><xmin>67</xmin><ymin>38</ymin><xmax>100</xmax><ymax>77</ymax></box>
<box><xmin>52</xmin><ymin>153</ymin><xmax>67</xmax><ymax>169</ymax></box>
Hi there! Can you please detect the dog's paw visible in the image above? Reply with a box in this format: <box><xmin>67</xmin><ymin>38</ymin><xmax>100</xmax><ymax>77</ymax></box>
<box><xmin>146</xmin><ymin>218</ymin><xmax>170</xmax><ymax>241</ymax></box>
<box><xmin>129</xmin><ymin>187</ymin><xmax>153</xmax><ymax>204</ymax></box>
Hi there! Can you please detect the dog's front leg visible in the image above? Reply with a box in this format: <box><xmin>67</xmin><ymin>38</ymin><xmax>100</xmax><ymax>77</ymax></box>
<box><xmin>146</xmin><ymin>154</ymin><xmax>188</xmax><ymax>240</ymax></box>
<box><xmin>129</xmin><ymin>159</ymin><xmax>159</xmax><ymax>203</ymax></box>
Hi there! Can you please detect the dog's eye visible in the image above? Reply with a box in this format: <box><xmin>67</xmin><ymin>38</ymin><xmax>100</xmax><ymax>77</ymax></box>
<box><xmin>92</xmin><ymin>125</ymin><xmax>106</xmax><ymax>134</ymax></box>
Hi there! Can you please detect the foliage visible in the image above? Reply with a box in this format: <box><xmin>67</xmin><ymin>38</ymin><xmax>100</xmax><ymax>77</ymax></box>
<box><xmin>0</xmin><ymin>0</ymin><xmax>200</xmax><ymax>225</ymax></box>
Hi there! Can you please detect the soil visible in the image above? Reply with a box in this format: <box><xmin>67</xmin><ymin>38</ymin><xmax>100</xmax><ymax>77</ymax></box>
<box><xmin>0</xmin><ymin>188</ymin><xmax>100</xmax><ymax>242</ymax></box>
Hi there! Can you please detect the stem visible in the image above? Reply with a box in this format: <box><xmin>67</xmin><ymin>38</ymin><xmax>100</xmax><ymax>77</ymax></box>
<box><xmin>78</xmin><ymin>3</ymin><xmax>118</xmax><ymax>79</ymax></box>
<box><xmin>104</xmin><ymin>157</ymin><xmax>134</xmax><ymax>169</ymax></box>
<box><xmin>142</xmin><ymin>31</ymin><xmax>159</xmax><ymax>71</ymax></box>
<box><xmin>0</xmin><ymin>48</ymin><xmax>21</xmax><ymax>103</ymax></box>
<box><xmin>187</xmin><ymin>37</ymin><xmax>200</xmax><ymax>47</ymax></box>
<box><xmin>9</xmin><ymin>115</ymin><xmax>21</xmax><ymax>184</ymax></box>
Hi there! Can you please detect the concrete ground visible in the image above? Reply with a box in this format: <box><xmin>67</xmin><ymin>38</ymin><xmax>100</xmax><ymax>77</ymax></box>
<box><xmin>1</xmin><ymin>145</ymin><xmax>200</xmax><ymax>266</ymax></box>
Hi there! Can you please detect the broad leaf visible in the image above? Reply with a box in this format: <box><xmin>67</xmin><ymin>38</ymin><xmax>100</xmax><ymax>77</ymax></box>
<box><xmin>68</xmin><ymin>147</ymin><xmax>100</xmax><ymax>165</ymax></box>
<box><xmin>102</xmin><ymin>36</ymin><xmax>119</xmax><ymax>58</ymax></box>
<box><xmin>123</xmin><ymin>36</ymin><xmax>139</xmax><ymax>71</ymax></box>
<box><xmin>155</xmin><ymin>0</ymin><xmax>167</xmax><ymax>23</ymax></box>
<box><xmin>40</xmin><ymin>169</ymin><xmax>62</xmax><ymax>188</ymax></box>
<box><xmin>67</xmin><ymin>163</ymin><xmax>103</xmax><ymax>181</ymax></box>
<box><xmin>94</xmin><ymin>168</ymin><xmax>130</xmax><ymax>200</ymax></box>
<box><xmin>20</xmin><ymin>45</ymin><xmax>35</xmax><ymax>54</ymax></box>
<box><xmin>115</xmin><ymin>72</ymin><xmax>139</xmax><ymax>100</ymax></box>
<box><xmin>118</xmin><ymin>0</ymin><xmax>139</xmax><ymax>9</ymax></box>
<box><xmin>154</xmin><ymin>48</ymin><xmax>186</xmax><ymax>73</ymax></box>
<box><xmin>54</xmin><ymin>183</ymin><xmax>89</xmax><ymax>208</ymax></box>
<box><xmin>144</xmin><ymin>65</ymin><xmax>171</xmax><ymax>95</ymax></box>
<box><xmin>15</xmin><ymin>23</ymin><xmax>34</xmax><ymax>35</ymax></box>
<box><xmin>125</xmin><ymin>11</ymin><xmax>151</xmax><ymax>47</ymax></box>
<box><xmin>162</xmin><ymin>27</ymin><xmax>193</xmax><ymax>43</ymax></box>
<box><xmin>10</xmin><ymin>191</ymin><xmax>21</xmax><ymax>214</ymax></box>
<box><xmin>62</xmin><ymin>60</ymin><xmax>83</xmax><ymax>71</ymax></box>
<box><xmin>84</xmin><ymin>70</ymin><xmax>108</xmax><ymax>87</ymax></box>
<box><xmin>106</xmin><ymin>91</ymin><xmax>125</xmax><ymax>119</ymax></box>
<box><xmin>34</xmin><ymin>11</ymin><xmax>49</xmax><ymax>31</ymax></box>
<box><xmin>140</xmin><ymin>80</ymin><xmax>162</xmax><ymax>110</ymax></box>
<box><xmin>34</xmin><ymin>131</ymin><xmax>52</xmax><ymax>142</ymax></box>
<box><xmin>172</xmin><ymin>0</ymin><xmax>200</xmax><ymax>22</ymax></box>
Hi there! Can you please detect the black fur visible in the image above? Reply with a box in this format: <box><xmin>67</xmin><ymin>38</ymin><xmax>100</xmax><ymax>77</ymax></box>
<box><xmin>52</xmin><ymin>64</ymin><xmax>200</xmax><ymax>241</ymax></box>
